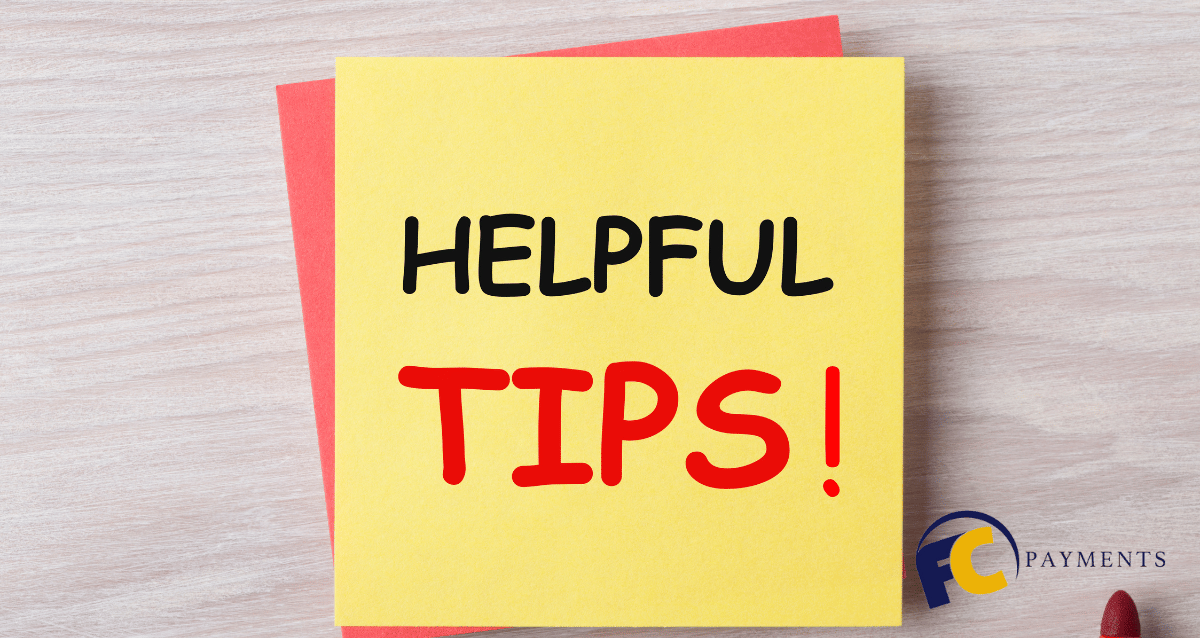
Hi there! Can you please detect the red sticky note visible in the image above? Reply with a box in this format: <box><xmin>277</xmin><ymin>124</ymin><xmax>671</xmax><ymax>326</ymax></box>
<box><xmin>276</xmin><ymin>15</ymin><xmax>841</xmax><ymax>637</ymax></box>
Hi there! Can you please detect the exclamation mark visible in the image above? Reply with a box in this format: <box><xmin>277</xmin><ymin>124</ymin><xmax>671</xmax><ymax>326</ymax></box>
<box><xmin>823</xmin><ymin>366</ymin><xmax>840</xmax><ymax>497</ymax></box>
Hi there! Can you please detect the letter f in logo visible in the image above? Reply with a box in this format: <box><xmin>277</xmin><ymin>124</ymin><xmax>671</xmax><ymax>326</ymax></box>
<box><xmin>915</xmin><ymin>533</ymin><xmax>961</xmax><ymax>608</ymax></box>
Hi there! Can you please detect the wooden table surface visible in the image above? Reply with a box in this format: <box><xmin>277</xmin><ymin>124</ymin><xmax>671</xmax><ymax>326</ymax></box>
<box><xmin>3</xmin><ymin>1</ymin><xmax>1197</xmax><ymax>636</ymax></box>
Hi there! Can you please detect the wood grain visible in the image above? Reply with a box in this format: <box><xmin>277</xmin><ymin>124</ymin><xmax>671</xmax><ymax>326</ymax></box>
<box><xmin>2</xmin><ymin>1</ymin><xmax>1197</xmax><ymax>636</ymax></box>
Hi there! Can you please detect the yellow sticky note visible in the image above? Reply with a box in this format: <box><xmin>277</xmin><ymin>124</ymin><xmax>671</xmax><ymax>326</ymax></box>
<box><xmin>335</xmin><ymin>57</ymin><xmax>903</xmax><ymax>627</ymax></box>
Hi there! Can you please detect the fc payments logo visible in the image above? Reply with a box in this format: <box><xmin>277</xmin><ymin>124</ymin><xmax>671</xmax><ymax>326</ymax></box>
<box><xmin>916</xmin><ymin>511</ymin><xmax>1019</xmax><ymax>608</ymax></box>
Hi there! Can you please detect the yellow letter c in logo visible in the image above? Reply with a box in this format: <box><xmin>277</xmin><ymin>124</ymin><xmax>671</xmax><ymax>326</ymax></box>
<box><xmin>949</xmin><ymin>526</ymin><xmax>1009</xmax><ymax>595</ymax></box>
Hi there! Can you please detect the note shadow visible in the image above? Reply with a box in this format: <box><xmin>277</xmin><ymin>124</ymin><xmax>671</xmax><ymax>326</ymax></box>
<box><xmin>899</xmin><ymin>77</ymin><xmax>946</xmax><ymax>616</ymax></box>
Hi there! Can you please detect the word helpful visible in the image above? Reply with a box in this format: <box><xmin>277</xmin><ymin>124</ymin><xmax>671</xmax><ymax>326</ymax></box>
<box><xmin>403</xmin><ymin>215</ymin><xmax>834</xmax><ymax>297</ymax></box>
<box><xmin>398</xmin><ymin>363</ymin><xmax>840</xmax><ymax>492</ymax></box>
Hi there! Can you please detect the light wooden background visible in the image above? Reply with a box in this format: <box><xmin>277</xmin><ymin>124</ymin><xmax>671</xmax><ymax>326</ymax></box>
<box><xmin>2</xmin><ymin>1</ymin><xmax>1198</xmax><ymax>636</ymax></box>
